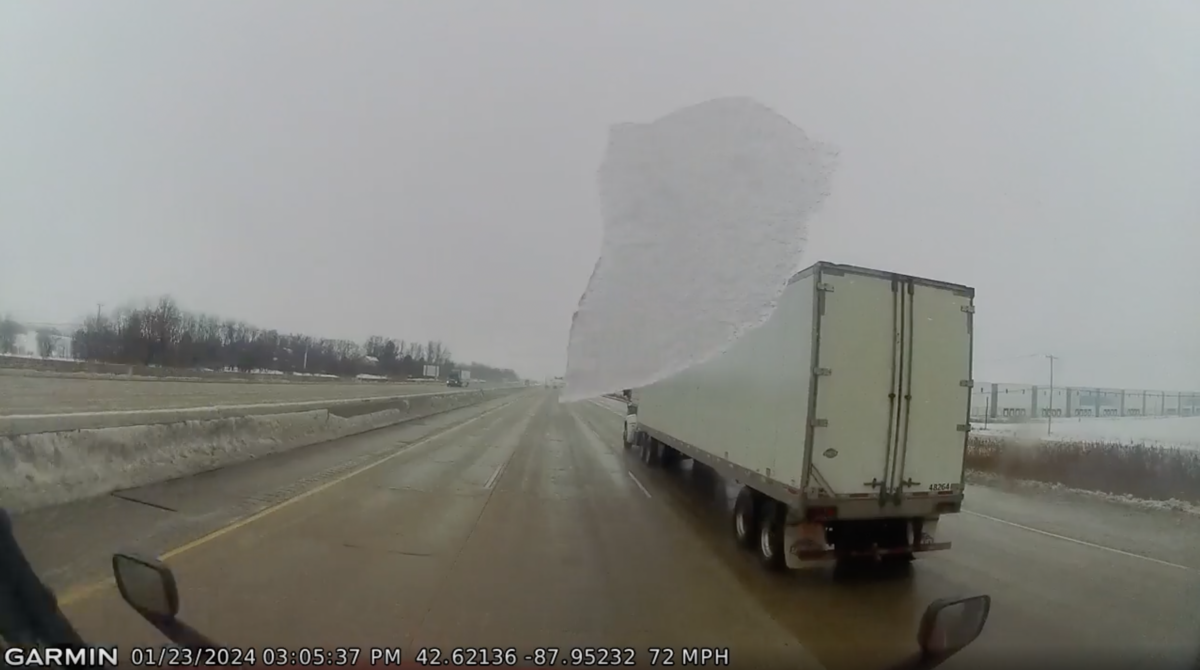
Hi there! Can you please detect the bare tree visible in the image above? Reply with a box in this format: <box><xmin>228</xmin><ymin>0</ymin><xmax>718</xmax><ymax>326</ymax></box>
<box><xmin>64</xmin><ymin>296</ymin><xmax>520</xmax><ymax>381</ymax></box>
<box><xmin>0</xmin><ymin>315</ymin><xmax>24</xmax><ymax>355</ymax></box>
<box><xmin>36</xmin><ymin>327</ymin><xmax>60</xmax><ymax>359</ymax></box>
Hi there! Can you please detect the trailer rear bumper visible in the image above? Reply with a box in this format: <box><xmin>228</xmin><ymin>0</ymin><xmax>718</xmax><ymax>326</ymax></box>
<box><xmin>792</xmin><ymin>541</ymin><xmax>952</xmax><ymax>561</ymax></box>
<box><xmin>784</xmin><ymin>516</ymin><xmax>950</xmax><ymax>569</ymax></box>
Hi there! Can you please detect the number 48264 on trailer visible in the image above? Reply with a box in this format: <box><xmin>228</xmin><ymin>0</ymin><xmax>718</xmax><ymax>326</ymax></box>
<box><xmin>624</xmin><ymin>262</ymin><xmax>975</xmax><ymax>571</ymax></box>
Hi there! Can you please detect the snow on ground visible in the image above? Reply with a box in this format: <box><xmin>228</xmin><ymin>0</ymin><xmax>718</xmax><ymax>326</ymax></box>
<box><xmin>973</xmin><ymin>415</ymin><xmax>1200</xmax><ymax>450</ymax></box>
<box><xmin>562</xmin><ymin>97</ymin><xmax>838</xmax><ymax>402</ymax></box>
<box><xmin>967</xmin><ymin>470</ymin><xmax>1200</xmax><ymax>516</ymax></box>
<box><xmin>0</xmin><ymin>352</ymin><xmax>75</xmax><ymax>362</ymax></box>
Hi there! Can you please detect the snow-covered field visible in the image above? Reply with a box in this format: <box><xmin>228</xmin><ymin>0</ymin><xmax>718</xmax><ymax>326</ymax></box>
<box><xmin>973</xmin><ymin>415</ymin><xmax>1200</xmax><ymax>451</ymax></box>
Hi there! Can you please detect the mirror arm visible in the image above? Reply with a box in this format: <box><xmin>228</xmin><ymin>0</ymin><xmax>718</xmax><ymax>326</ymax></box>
<box><xmin>879</xmin><ymin>653</ymin><xmax>923</xmax><ymax>670</ymax></box>
<box><xmin>881</xmin><ymin>651</ymin><xmax>957</xmax><ymax>670</ymax></box>
<box><xmin>164</xmin><ymin>619</ymin><xmax>222</xmax><ymax>649</ymax></box>
<box><xmin>140</xmin><ymin>616</ymin><xmax>222</xmax><ymax>650</ymax></box>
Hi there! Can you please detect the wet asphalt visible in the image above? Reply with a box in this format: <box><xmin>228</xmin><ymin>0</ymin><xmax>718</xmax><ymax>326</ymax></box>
<box><xmin>13</xmin><ymin>390</ymin><xmax>1200</xmax><ymax>669</ymax></box>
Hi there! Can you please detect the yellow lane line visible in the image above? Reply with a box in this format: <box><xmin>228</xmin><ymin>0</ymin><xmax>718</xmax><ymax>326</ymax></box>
<box><xmin>58</xmin><ymin>396</ymin><xmax>523</xmax><ymax>606</ymax></box>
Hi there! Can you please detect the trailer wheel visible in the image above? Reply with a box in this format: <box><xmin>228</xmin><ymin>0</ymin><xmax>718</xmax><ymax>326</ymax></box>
<box><xmin>756</xmin><ymin>500</ymin><xmax>787</xmax><ymax>572</ymax></box>
<box><xmin>732</xmin><ymin>488</ymin><xmax>758</xmax><ymax>550</ymax></box>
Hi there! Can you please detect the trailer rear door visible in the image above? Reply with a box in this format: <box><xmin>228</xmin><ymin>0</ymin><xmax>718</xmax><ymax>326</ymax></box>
<box><xmin>897</xmin><ymin>282</ymin><xmax>973</xmax><ymax>498</ymax></box>
<box><xmin>807</xmin><ymin>267</ymin><xmax>899</xmax><ymax>499</ymax></box>
<box><xmin>807</xmin><ymin>265</ymin><xmax>973</xmax><ymax>504</ymax></box>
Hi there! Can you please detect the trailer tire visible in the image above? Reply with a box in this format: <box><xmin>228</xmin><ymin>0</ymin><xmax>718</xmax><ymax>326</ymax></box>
<box><xmin>732</xmin><ymin>488</ymin><xmax>758</xmax><ymax>550</ymax></box>
<box><xmin>756</xmin><ymin>500</ymin><xmax>787</xmax><ymax>572</ymax></box>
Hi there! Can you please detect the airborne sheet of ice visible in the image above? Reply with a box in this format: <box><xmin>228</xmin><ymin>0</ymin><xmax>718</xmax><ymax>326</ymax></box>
<box><xmin>562</xmin><ymin>97</ymin><xmax>838</xmax><ymax>403</ymax></box>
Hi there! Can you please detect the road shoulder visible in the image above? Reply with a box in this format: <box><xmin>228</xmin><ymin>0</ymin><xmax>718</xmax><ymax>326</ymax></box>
<box><xmin>13</xmin><ymin>395</ymin><xmax>518</xmax><ymax>595</ymax></box>
<box><xmin>964</xmin><ymin>478</ymin><xmax>1200</xmax><ymax>570</ymax></box>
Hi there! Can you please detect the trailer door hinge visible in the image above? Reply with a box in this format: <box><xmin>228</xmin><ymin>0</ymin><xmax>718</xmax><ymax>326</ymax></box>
<box><xmin>960</xmin><ymin>304</ymin><xmax>976</xmax><ymax>314</ymax></box>
<box><xmin>814</xmin><ymin>367</ymin><xmax>833</xmax><ymax>377</ymax></box>
<box><xmin>956</xmin><ymin>423</ymin><xmax>972</xmax><ymax>432</ymax></box>
<box><xmin>816</xmin><ymin>282</ymin><xmax>835</xmax><ymax>292</ymax></box>
<box><xmin>811</xmin><ymin>418</ymin><xmax>829</xmax><ymax>428</ymax></box>
<box><xmin>959</xmin><ymin>379</ymin><xmax>974</xmax><ymax>388</ymax></box>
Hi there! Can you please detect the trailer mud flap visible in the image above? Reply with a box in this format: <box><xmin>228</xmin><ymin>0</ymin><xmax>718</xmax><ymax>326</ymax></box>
<box><xmin>785</xmin><ymin>521</ymin><xmax>835</xmax><ymax>570</ymax></box>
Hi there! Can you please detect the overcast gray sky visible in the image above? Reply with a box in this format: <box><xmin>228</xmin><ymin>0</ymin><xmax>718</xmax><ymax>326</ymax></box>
<box><xmin>2</xmin><ymin>1</ymin><xmax>1197</xmax><ymax>386</ymax></box>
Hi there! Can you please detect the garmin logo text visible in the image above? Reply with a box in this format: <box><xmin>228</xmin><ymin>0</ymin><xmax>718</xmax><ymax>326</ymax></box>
<box><xmin>4</xmin><ymin>645</ymin><xmax>119</xmax><ymax>668</ymax></box>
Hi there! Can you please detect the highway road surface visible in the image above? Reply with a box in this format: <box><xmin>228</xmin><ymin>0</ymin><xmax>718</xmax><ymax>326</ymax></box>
<box><xmin>13</xmin><ymin>390</ymin><xmax>1200</xmax><ymax>669</ymax></box>
<box><xmin>0</xmin><ymin>375</ymin><xmax>459</xmax><ymax>414</ymax></box>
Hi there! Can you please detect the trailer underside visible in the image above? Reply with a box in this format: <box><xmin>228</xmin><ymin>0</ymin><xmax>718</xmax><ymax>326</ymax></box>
<box><xmin>629</xmin><ymin>425</ymin><xmax>957</xmax><ymax>572</ymax></box>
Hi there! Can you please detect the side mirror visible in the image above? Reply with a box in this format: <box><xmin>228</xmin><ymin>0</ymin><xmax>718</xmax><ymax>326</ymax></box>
<box><xmin>112</xmin><ymin>553</ymin><xmax>180</xmax><ymax>621</ymax></box>
<box><xmin>917</xmin><ymin>595</ymin><xmax>991</xmax><ymax>659</ymax></box>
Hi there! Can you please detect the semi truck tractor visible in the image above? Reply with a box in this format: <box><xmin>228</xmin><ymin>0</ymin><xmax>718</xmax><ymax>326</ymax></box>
<box><xmin>626</xmin><ymin>261</ymin><xmax>975</xmax><ymax>571</ymax></box>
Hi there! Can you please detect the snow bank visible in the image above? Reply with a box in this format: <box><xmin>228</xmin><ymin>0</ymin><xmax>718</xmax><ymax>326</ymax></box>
<box><xmin>966</xmin><ymin>472</ymin><xmax>1200</xmax><ymax>517</ymax></box>
<box><xmin>974</xmin><ymin>415</ymin><xmax>1200</xmax><ymax>450</ymax></box>
<box><xmin>562</xmin><ymin>97</ymin><xmax>838</xmax><ymax>403</ymax></box>
<box><xmin>0</xmin><ymin>388</ymin><xmax>519</xmax><ymax>512</ymax></box>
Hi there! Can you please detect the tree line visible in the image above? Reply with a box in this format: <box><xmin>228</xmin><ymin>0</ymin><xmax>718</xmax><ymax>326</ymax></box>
<box><xmin>0</xmin><ymin>297</ymin><xmax>520</xmax><ymax>382</ymax></box>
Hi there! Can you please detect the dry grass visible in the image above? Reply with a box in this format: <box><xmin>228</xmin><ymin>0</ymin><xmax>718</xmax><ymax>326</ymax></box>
<box><xmin>966</xmin><ymin>436</ymin><xmax>1200</xmax><ymax>503</ymax></box>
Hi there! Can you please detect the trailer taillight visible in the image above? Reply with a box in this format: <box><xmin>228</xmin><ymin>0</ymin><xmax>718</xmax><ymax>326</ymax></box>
<box><xmin>806</xmin><ymin>506</ymin><xmax>838</xmax><ymax>522</ymax></box>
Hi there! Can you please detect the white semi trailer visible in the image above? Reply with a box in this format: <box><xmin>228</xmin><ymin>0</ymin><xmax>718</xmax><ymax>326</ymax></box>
<box><xmin>626</xmin><ymin>262</ymin><xmax>975</xmax><ymax>571</ymax></box>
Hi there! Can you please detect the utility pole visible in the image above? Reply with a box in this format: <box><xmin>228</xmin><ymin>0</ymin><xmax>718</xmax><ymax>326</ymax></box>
<box><xmin>96</xmin><ymin>303</ymin><xmax>104</xmax><ymax>322</ymax></box>
<box><xmin>1045</xmin><ymin>354</ymin><xmax>1060</xmax><ymax>435</ymax></box>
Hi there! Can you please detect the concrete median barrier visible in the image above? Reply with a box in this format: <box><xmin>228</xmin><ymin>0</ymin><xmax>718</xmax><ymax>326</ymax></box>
<box><xmin>0</xmin><ymin>388</ymin><xmax>522</xmax><ymax>513</ymax></box>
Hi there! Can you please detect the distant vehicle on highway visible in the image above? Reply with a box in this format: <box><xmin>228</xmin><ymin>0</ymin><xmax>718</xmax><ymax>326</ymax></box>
<box><xmin>447</xmin><ymin>370</ymin><xmax>471</xmax><ymax>387</ymax></box>
<box><xmin>626</xmin><ymin>262</ymin><xmax>975</xmax><ymax>573</ymax></box>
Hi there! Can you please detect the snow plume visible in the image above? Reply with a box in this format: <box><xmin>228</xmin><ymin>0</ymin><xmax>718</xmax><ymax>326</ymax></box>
<box><xmin>562</xmin><ymin>97</ymin><xmax>838</xmax><ymax>403</ymax></box>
